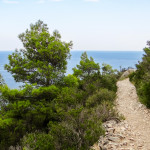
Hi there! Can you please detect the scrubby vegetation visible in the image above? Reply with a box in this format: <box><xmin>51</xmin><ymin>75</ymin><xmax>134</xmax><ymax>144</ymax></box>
<box><xmin>129</xmin><ymin>41</ymin><xmax>150</xmax><ymax>108</ymax></box>
<box><xmin>0</xmin><ymin>20</ymin><xmax>120</xmax><ymax>150</ymax></box>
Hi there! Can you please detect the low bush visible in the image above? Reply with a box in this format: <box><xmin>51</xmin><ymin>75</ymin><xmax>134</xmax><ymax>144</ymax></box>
<box><xmin>22</xmin><ymin>131</ymin><xmax>54</xmax><ymax>150</ymax></box>
<box><xmin>86</xmin><ymin>88</ymin><xmax>116</xmax><ymax>108</ymax></box>
<box><xmin>136</xmin><ymin>81</ymin><xmax>150</xmax><ymax>107</ymax></box>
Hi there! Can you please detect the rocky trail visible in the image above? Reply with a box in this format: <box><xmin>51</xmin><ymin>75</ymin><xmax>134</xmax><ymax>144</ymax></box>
<box><xmin>94</xmin><ymin>78</ymin><xmax>150</xmax><ymax>150</ymax></box>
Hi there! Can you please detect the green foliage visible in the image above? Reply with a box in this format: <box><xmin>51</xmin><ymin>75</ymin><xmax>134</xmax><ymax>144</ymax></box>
<box><xmin>102</xmin><ymin>63</ymin><xmax>118</xmax><ymax>75</ymax></box>
<box><xmin>22</xmin><ymin>131</ymin><xmax>54</xmax><ymax>150</ymax></box>
<box><xmin>100</xmin><ymin>74</ymin><xmax>118</xmax><ymax>92</ymax></box>
<box><xmin>0</xmin><ymin>74</ymin><xmax>7</xmax><ymax>110</ymax></box>
<box><xmin>134</xmin><ymin>81</ymin><xmax>150</xmax><ymax>107</ymax></box>
<box><xmin>0</xmin><ymin>23</ymin><xmax>119</xmax><ymax>149</ymax></box>
<box><xmin>5</xmin><ymin>20</ymin><xmax>72</xmax><ymax>86</ymax></box>
<box><xmin>0</xmin><ymin>84</ymin><xmax>60</xmax><ymax>149</ymax></box>
<box><xmin>21</xmin><ymin>106</ymin><xmax>107</xmax><ymax>150</ymax></box>
<box><xmin>48</xmin><ymin>108</ymin><xmax>104</xmax><ymax>150</ymax></box>
<box><xmin>55</xmin><ymin>87</ymin><xmax>79</xmax><ymax>110</ymax></box>
<box><xmin>0</xmin><ymin>74</ymin><xmax>5</xmax><ymax>86</ymax></box>
<box><xmin>32</xmin><ymin>85</ymin><xmax>59</xmax><ymax>101</ymax></box>
<box><xmin>86</xmin><ymin>88</ymin><xmax>116</xmax><ymax>108</ymax></box>
<box><xmin>63</xmin><ymin>74</ymin><xmax>79</xmax><ymax>87</ymax></box>
<box><xmin>129</xmin><ymin>41</ymin><xmax>150</xmax><ymax>107</ymax></box>
<box><xmin>73</xmin><ymin>52</ymin><xmax>100</xmax><ymax>79</ymax></box>
<box><xmin>91</xmin><ymin>101</ymin><xmax>117</xmax><ymax>122</ymax></box>
<box><xmin>128</xmin><ymin>71</ymin><xmax>136</xmax><ymax>81</ymax></box>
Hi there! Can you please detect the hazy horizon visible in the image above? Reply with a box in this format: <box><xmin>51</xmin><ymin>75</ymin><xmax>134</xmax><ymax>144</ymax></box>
<box><xmin>0</xmin><ymin>0</ymin><xmax>150</xmax><ymax>51</ymax></box>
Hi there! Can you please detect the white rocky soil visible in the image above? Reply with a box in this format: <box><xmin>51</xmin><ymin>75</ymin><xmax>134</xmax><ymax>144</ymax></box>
<box><xmin>93</xmin><ymin>78</ymin><xmax>150</xmax><ymax>150</ymax></box>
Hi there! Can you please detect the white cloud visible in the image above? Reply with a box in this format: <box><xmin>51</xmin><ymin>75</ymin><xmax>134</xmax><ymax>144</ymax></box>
<box><xmin>2</xmin><ymin>0</ymin><xmax>19</xmax><ymax>4</ymax></box>
<box><xmin>84</xmin><ymin>0</ymin><xmax>99</xmax><ymax>2</ymax></box>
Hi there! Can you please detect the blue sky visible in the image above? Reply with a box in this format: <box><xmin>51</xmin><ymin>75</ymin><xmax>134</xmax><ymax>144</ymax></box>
<box><xmin>0</xmin><ymin>0</ymin><xmax>150</xmax><ymax>51</ymax></box>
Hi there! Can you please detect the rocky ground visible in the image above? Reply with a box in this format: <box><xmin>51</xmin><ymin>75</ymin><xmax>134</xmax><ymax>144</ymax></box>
<box><xmin>93</xmin><ymin>78</ymin><xmax>150</xmax><ymax>150</ymax></box>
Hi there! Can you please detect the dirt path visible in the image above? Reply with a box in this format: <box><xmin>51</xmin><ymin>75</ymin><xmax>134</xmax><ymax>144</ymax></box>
<box><xmin>94</xmin><ymin>78</ymin><xmax>150</xmax><ymax>150</ymax></box>
<box><xmin>115</xmin><ymin>78</ymin><xmax>150</xmax><ymax>150</ymax></box>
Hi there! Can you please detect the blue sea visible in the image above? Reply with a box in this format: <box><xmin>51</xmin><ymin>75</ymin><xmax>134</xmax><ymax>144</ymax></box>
<box><xmin>0</xmin><ymin>51</ymin><xmax>143</xmax><ymax>89</ymax></box>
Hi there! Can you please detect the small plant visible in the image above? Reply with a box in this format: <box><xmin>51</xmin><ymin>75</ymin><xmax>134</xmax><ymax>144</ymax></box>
<box><xmin>86</xmin><ymin>88</ymin><xmax>116</xmax><ymax>108</ymax></box>
<box><xmin>22</xmin><ymin>131</ymin><xmax>54</xmax><ymax>150</ymax></box>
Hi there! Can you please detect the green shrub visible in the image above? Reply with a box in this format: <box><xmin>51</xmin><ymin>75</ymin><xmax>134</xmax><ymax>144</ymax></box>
<box><xmin>0</xmin><ymin>51</ymin><xmax>118</xmax><ymax>149</ymax></box>
<box><xmin>100</xmin><ymin>75</ymin><xmax>117</xmax><ymax>92</ymax></box>
<box><xmin>137</xmin><ymin>81</ymin><xmax>150</xmax><ymax>108</ymax></box>
<box><xmin>129</xmin><ymin>71</ymin><xmax>136</xmax><ymax>82</ymax></box>
<box><xmin>63</xmin><ymin>74</ymin><xmax>79</xmax><ymax>87</ymax></box>
<box><xmin>32</xmin><ymin>85</ymin><xmax>59</xmax><ymax>101</ymax></box>
<box><xmin>22</xmin><ymin>131</ymin><xmax>54</xmax><ymax>150</ymax></box>
<box><xmin>55</xmin><ymin>87</ymin><xmax>80</xmax><ymax>110</ymax></box>
<box><xmin>48</xmin><ymin>108</ymin><xmax>104</xmax><ymax>150</ymax></box>
<box><xmin>91</xmin><ymin>101</ymin><xmax>117</xmax><ymax>122</ymax></box>
<box><xmin>86</xmin><ymin>88</ymin><xmax>116</xmax><ymax>108</ymax></box>
<box><xmin>129</xmin><ymin>41</ymin><xmax>150</xmax><ymax>108</ymax></box>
